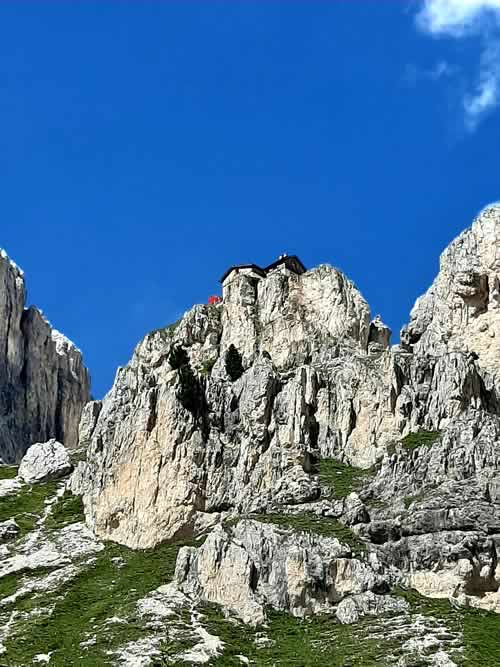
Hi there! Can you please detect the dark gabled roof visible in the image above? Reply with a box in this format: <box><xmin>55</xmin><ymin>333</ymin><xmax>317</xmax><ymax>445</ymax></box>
<box><xmin>220</xmin><ymin>255</ymin><xmax>307</xmax><ymax>284</ymax></box>
<box><xmin>219</xmin><ymin>263</ymin><xmax>266</xmax><ymax>284</ymax></box>
<box><xmin>263</xmin><ymin>255</ymin><xmax>307</xmax><ymax>275</ymax></box>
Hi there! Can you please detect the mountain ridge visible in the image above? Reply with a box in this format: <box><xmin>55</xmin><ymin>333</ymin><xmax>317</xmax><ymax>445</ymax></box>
<box><xmin>1</xmin><ymin>205</ymin><xmax>500</xmax><ymax>665</ymax></box>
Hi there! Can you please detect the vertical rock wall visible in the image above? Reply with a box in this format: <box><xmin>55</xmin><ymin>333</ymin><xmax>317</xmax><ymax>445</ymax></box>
<box><xmin>0</xmin><ymin>251</ymin><xmax>90</xmax><ymax>463</ymax></box>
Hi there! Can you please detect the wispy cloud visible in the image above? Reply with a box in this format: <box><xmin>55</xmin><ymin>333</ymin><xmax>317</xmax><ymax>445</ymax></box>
<box><xmin>404</xmin><ymin>59</ymin><xmax>455</xmax><ymax>85</ymax></box>
<box><xmin>416</xmin><ymin>0</ymin><xmax>500</xmax><ymax>130</ymax></box>
<box><xmin>431</xmin><ymin>60</ymin><xmax>455</xmax><ymax>79</ymax></box>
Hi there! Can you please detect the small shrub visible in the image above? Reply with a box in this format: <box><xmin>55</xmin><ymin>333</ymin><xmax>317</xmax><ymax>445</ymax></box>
<box><xmin>148</xmin><ymin>318</ymin><xmax>181</xmax><ymax>339</ymax></box>
<box><xmin>169</xmin><ymin>345</ymin><xmax>189</xmax><ymax>370</ymax></box>
<box><xmin>200</xmin><ymin>358</ymin><xmax>216</xmax><ymax>377</ymax></box>
<box><xmin>225</xmin><ymin>344</ymin><xmax>244</xmax><ymax>382</ymax></box>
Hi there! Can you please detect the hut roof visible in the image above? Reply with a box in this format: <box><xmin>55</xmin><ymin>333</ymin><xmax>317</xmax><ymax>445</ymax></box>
<box><xmin>219</xmin><ymin>255</ymin><xmax>306</xmax><ymax>284</ymax></box>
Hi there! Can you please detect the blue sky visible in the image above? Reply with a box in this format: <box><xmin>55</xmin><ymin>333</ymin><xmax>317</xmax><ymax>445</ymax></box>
<box><xmin>0</xmin><ymin>1</ymin><xmax>499</xmax><ymax>398</ymax></box>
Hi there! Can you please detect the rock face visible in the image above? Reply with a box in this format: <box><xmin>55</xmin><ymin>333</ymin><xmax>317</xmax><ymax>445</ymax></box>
<box><xmin>401</xmin><ymin>205</ymin><xmax>500</xmax><ymax>390</ymax></box>
<box><xmin>174</xmin><ymin>519</ymin><xmax>389</xmax><ymax>626</ymax></box>
<box><xmin>359</xmin><ymin>409</ymin><xmax>500</xmax><ymax>612</ymax></box>
<box><xmin>73</xmin><ymin>205</ymin><xmax>500</xmax><ymax>622</ymax></box>
<box><xmin>0</xmin><ymin>251</ymin><xmax>90</xmax><ymax>463</ymax></box>
<box><xmin>73</xmin><ymin>264</ymin><xmax>375</xmax><ymax>549</ymax></box>
<box><xmin>19</xmin><ymin>439</ymin><xmax>73</xmax><ymax>484</ymax></box>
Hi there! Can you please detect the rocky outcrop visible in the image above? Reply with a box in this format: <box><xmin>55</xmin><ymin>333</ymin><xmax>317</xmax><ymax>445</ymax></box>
<box><xmin>358</xmin><ymin>410</ymin><xmax>500</xmax><ymax>612</ymax></box>
<box><xmin>0</xmin><ymin>250</ymin><xmax>90</xmax><ymax>463</ymax></box>
<box><xmin>174</xmin><ymin>519</ymin><xmax>387</xmax><ymax>625</ymax></box>
<box><xmin>335</xmin><ymin>591</ymin><xmax>408</xmax><ymax>624</ymax></box>
<box><xmin>217</xmin><ymin>264</ymin><xmax>371</xmax><ymax>370</ymax></box>
<box><xmin>367</xmin><ymin>315</ymin><xmax>391</xmax><ymax>353</ymax></box>
<box><xmin>73</xmin><ymin>263</ymin><xmax>379</xmax><ymax>549</ymax></box>
<box><xmin>19</xmin><ymin>439</ymin><xmax>73</xmax><ymax>484</ymax></box>
<box><xmin>73</xmin><ymin>350</ymin><xmax>321</xmax><ymax>549</ymax></box>
<box><xmin>400</xmin><ymin>204</ymin><xmax>500</xmax><ymax>393</ymax></box>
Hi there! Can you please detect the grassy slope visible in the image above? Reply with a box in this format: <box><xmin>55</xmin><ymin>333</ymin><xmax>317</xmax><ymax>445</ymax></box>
<box><xmin>0</xmin><ymin>473</ymin><xmax>199</xmax><ymax>666</ymax></box>
<box><xmin>0</xmin><ymin>467</ymin><xmax>58</xmax><ymax>536</ymax></box>
<box><xmin>2</xmin><ymin>451</ymin><xmax>500</xmax><ymax>667</ymax></box>
<box><xmin>0</xmin><ymin>466</ymin><xmax>18</xmax><ymax>480</ymax></box>
<box><xmin>4</xmin><ymin>539</ymin><xmax>198</xmax><ymax>666</ymax></box>
<box><xmin>395</xmin><ymin>588</ymin><xmax>500</xmax><ymax>666</ymax></box>
<box><xmin>201</xmin><ymin>606</ymin><xmax>402</xmax><ymax>667</ymax></box>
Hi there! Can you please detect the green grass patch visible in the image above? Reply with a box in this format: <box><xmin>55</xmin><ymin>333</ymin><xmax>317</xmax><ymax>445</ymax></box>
<box><xmin>44</xmin><ymin>492</ymin><xmax>85</xmax><ymax>530</ymax></box>
<box><xmin>250</xmin><ymin>513</ymin><xmax>366</xmax><ymax>555</ymax></box>
<box><xmin>318</xmin><ymin>458</ymin><xmax>373</xmax><ymax>499</ymax></box>
<box><xmin>0</xmin><ymin>465</ymin><xmax>18</xmax><ymax>480</ymax></box>
<box><xmin>463</xmin><ymin>606</ymin><xmax>500</xmax><ymax>666</ymax></box>
<box><xmin>2</xmin><ymin>538</ymin><xmax>202</xmax><ymax>667</ymax></box>
<box><xmin>0</xmin><ymin>567</ymin><xmax>60</xmax><ymax>602</ymax></box>
<box><xmin>0</xmin><ymin>481</ymin><xmax>58</xmax><ymax>536</ymax></box>
<box><xmin>400</xmin><ymin>430</ymin><xmax>440</xmax><ymax>452</ymax></box>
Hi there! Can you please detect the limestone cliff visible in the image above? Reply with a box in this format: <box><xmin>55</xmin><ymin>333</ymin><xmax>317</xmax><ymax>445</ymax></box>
<box><xmin>401</xmin><ymin>205</ymin><xmax>500</xmax><ymax>391</ymax></box>
<box><xmin>73</xmin><ymin>263</ymin><xmax>370</xmax><ymax>549</ymax></box>
<box><xmin>72</xmin><ymin>206</ymin><xmax>500</xmax><ymax>624</ymax></box>
<box><xmin>0</xmin><ymin>250</ymin><xmax>90</xmax><ymax>463</ymax></box>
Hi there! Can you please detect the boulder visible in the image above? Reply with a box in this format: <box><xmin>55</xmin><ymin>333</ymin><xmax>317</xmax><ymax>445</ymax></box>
<box><xmin>19</xmin><ymin>439</ymin><xmax>72</xmax><ymax>484</ymax></box>
<box><xmin>335</xmin><ymin>591</ymin><xmax>408</xmax><ymax>624</ymax></box>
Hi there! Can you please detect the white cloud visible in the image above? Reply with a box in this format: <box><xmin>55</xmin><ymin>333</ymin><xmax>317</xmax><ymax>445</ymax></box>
<box><xmin>418</xmin><ymin>0</ymin><xmax>500</xmax><ymax>35</ymax></box>
<box><xmin>464</xmin><ymin>40</ymin><xmax>500</xmax><ymax>128</ymax></box>
<box><xmin>416</xmin><ymin>0</ymin><xmax>500</xmax><ymax>129</ymax></box>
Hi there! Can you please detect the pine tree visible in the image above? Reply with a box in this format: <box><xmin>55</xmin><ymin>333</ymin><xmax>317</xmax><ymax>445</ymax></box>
<box><xmin>225</xmin><ymin>344</ymin><xmax>244</xmax><ymax>381</ymax></box>
<box><xmin>177</xmin><ymin>364</ymin><xmax>201</xmax><ymax>413</ymax></box>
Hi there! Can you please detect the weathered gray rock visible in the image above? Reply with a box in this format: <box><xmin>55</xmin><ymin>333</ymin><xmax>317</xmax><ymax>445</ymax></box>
<box><xmin>72</xmin><ymin>350</ymin><xmax>321</xmax><ymax>549</ymax></box>
<box><xmin>19</xmin><ymin>439</ymin><xmax>72</xmax><ymax>484</ymax></box>
<box><xmin>0</xmin><ymin>519</ymin><xmax>19</xmax><ymax>543</ymax></box>
<box><xmin>77</xmin><ymin>400</ymin><xmax>102</xmax><ymax>449</ymax></box>
<box><xmin>0</xmin><ymin>250</ymin><xmax>90</xmax><ymax>463</ymax></box>
<box><xmin>358</xmin><ymin>410</ymin><xmax>500</xmax><ymax>611</ymax></box>
<box><xmin>174</xmin><ymin>519</ymin><xmax>384</xmax><ymax>625</ymax></box>
<box><xmin>368</xmin><ymin>315</ymin><xmax>391</xmax><ymax>353</ymax></box>
<box><xmin>401</xmin><ymin>205</ymin><xmax>500</xmax><ymax>391</ymax></box>
<box><xmin>335</xmin><ymin>591</ymin><xmax>408</xmax><ymax>624</ymax></box>
<box><xmin>217</xmin><ymin>263</ymin><xmax>371</xmax><ymax>371</ymax></box>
